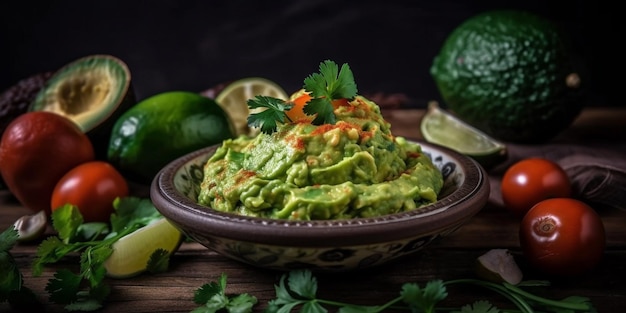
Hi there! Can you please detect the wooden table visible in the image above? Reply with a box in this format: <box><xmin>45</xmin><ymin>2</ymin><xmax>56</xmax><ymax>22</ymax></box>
<box><xmin>2</xmin><ymin>107</ymin><xmax>626</xmax><ymax>312</ymax></box>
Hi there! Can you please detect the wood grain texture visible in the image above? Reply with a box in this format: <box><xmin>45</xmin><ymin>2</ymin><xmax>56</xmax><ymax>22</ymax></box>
<box><xmin>1</xmin><ymin>107</ymin><xmax>625</xmax><ymax>312</ymax></box>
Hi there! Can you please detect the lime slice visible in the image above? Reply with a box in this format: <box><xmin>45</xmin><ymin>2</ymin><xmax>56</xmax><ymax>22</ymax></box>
<box><xmin>215</xmin><ymin>77</ymin><xmax>288</xmax><ymax>137</ymax></box>
<box><xmin>104</xmin><ymin>218</ymin><xmax>183</xmax><ymax>278</ymax></box>
<box><xmin>421</xmin><ymin>101</ymin><xmax>507</xmax><ymax>168</ymax></box>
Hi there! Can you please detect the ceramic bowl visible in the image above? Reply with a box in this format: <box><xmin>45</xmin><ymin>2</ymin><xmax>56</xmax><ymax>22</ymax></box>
<box><xmin>150</xmin><ymin>140</ymin><xmax>489</xmax><ymax>271</ymax></box>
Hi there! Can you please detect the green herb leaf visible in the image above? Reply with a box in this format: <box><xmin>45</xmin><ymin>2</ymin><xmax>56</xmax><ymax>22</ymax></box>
<box><xmin>247</xmin><ymin>96</ymin><xmax>294</xmax><ymax>134</ymax></box>
<box><xmin>77</xmin><ymin>222</ymin><xmax>110</xmax><ymax>242</ymax></box>
<box><xmin>227</xmin><ymin>293</ymin><xmax>258</xmax><ymax>313</ymax></box>
<box><xmin>0</xmin><ymin>227</ymin><xmax>22</xmax><ymax>303</ymax></box>
<box><xmin>46</xmin><ymin>269</ymin><xmax>82</xmax><ymax>304</ymax></box>
<box><xmin>32</xmin><ymin>236</ymin><xmax>69</xmax><ymax>276</ymax></box>
<box><xmin>32</xmin><ymin>196</ymin><xmax>170</xmax><ymax>310</ymax></box>
<box><xmin>287</xmin><ymin>270</ymin><xmax>318</xmax><ymax>299</ymax></box>
<box><xmin>303</xmin><ymin>98</ymin><xmax>336</xmax><ymax>125</ymax></box>
<box><xmin>192</xmin><ymin>273</ymin><xmax>257</xmax><ymax>313</ymax></box>
<box><xmin>0</xmin><ymin>226</ymin><xmax>19</xmax><ymax>252</ymax></box>
<box><xmin>147</xmin><ymin>248</ymin><xmax>171</xmax><ymax>274</ymax></box>
<box><xmin>303</xmin><ymin>60</ymin><xmax>357</xmax><ymax>125</ymax></box>
<box><xmin>455</xmin><ymin>300</ymin><xmax>500</xmax><ymax>313</ymax></box>
<box><xmin>246</xmin><ymin>60</ymin><xmax>358</xmax><ymax>133</ymax></box>
<box><xmin>80</xmin><ymin>245</ymin><xmax>113</xmax><ymax>287</ymax></box>
<box><xmin>109</xmin><ymin>197</ymin><xmax>163</xmax><ymax>235</ymax></box>
<box><xmin>52</xmin><ymin>204</ymin><xmax>84</xmax><ymax>243</ymax></box>
<box><xmin>401</xmin><ymin>280</ymin><xmax>448</xmax><ymax>313</ymax></box>
<box><xmin>194</xmin><ymin>274</ymin><xmax>226</xmax><ymax>305</ymax></box>
<box><xmin>197</xmin><ymin>269</ymin><xmax>599</xmax><ymax>313</ymax></box>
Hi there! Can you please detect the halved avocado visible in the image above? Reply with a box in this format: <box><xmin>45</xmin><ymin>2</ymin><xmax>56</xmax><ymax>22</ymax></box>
<box><xmin>29</xmin><ymin>54</ymin><xmax>136</xmax><ymax>159</ymax></box>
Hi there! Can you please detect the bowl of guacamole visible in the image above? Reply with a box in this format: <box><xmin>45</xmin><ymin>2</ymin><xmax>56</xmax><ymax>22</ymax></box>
<box><xmin>150</xmin><ymin>61</ymin><xmax>490</xmax><ymax>271</ymax></box>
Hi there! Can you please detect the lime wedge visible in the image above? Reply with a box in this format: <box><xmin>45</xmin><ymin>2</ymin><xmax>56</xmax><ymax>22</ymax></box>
<box><xmin>421</xmin><ymin>101</ymin><xmax>507</xmax><ymax>168</ymax></box>
<box><xmin>215</xmin><ymin>77</ymin><xmax>288</xmax><ymax>137</ymax></box>
<box><xmin>104</xmin><ymin>218</ymin><xmax>183</xmax><ymax>278</ymax></box>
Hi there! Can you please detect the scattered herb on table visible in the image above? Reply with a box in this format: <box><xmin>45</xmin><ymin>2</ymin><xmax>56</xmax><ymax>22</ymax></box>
<box><xmin>193</xmin><ymin>269</ymin><xmax>596</xmax><ymax>313</ymax></box>
<box><xmin>247</xmin><ymin>59</ymin><xmax>358</xmax><ymax>134</ymax></box>
<box><xmin>32</xmin><ymin>196</ymin><xmax>172</xmax><ymax>311</ymax></box>
<box><xmin>0</xmin><ymin>226</ymin><xmax>43</xmax><ymax>310</ymax></box>
<box><xmin>191</xmin><ymin>273</ymin><xmax>258</xmax><ymax>313</ymax></box>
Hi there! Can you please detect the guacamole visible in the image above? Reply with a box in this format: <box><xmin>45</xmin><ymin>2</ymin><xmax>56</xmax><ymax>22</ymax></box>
<box><xmin>197</xmin><ymin>96</ymin><xmax>443</xmax><ymax>220</ymax></box>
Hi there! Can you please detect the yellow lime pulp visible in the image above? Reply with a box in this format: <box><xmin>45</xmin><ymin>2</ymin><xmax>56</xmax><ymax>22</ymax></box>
<box><xmin>421</xmin><ymin>101</ymin><xmax>507</xmax><ymax>169</ymax></box>
<box><xmin>215</xmin><ymin>77</ymin><xmax>288</xmax><ymax>136</ymax></box>
<box><xmin>104</xmin><ymin>218</ymin><xmax>182</xmax><ymax>278</ymax></box>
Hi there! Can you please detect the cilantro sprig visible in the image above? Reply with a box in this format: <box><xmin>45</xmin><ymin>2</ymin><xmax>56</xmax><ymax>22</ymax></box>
<box><xmin>247</xmin><ymin>96</ymin><xmax>294</xmax><ymax>134</ymax></box>
<box><xmin>192</xmin><ymin>273</ymin><xmax>258</xmax><ymax>313</ymax></box>
<box><xmin>247</xmin><ymin>60</ymin><xmax>358</xmax><ymax>134</ymax></box>
<box><xmin>303</xmin><ymin>60</ymin><xmax>358</xmax><ymax>125</ymax></box>
<box><xmin>1</xmin><ymin>226</ymin><xmax>42</xmax><ymax>310</ymax></box>
<box><xmin>32</xmin><ymin>197</ymin><xmax>171</xmax><ymax>311</ymax></box>
<box><xmin>193</xmin><ymin>269</ymin><xmax>596</xmax><ymax>313</ymax></box>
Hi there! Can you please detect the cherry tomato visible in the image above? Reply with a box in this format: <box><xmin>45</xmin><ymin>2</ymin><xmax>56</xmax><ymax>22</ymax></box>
<box><xmin>51</xmin><ymin>161</ymin><xmax>129</xmax><ymax>223</ymax></box>
<box><xmin>501</xmin><ymin>158</ymin><xmax>571</xmax><ymax>216</ymax></box>
<box><xmin>519</xmin><ymin>198</ymin><xmax>606</xmax><ymax>276</ymax></box>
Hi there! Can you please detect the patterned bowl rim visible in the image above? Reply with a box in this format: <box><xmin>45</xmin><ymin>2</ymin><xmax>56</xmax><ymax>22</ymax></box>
<box><xmin>150</xmin><ymin>140</ymin><xmax>490</xmax><ymax>247</ymax></box>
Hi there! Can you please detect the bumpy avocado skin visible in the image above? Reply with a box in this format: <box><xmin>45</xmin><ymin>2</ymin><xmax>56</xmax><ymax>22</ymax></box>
<box><xmin>430</xmin><ymin>10</ymin><xmax>585</xmax><ymax>143</ymax></box>
<box><xmin>29</xmin><ymin>55</ymin><xmax>136</xmax><ymax>159</ymax></box>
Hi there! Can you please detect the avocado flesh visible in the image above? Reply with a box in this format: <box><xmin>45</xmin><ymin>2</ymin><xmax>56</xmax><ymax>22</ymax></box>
<box><xmin>30</xmin><ymin>54</ymin><xmax>136</xmax><ymax>159</ymax></box>
<box><xmin>29</xmin><ymin>55</ymin><xmax>136</xmax><ymax>159</ymax></box>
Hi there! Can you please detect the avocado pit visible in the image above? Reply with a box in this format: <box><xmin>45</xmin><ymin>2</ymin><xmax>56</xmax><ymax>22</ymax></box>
<box><xmin>29</xmin><ymin>54</ymin><xmax>136</xmax><ymax>159</ymax></box>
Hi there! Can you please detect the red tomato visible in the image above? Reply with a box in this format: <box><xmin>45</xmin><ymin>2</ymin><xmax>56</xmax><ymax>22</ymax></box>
<box><xmin>501</xmin><ymin>158</ymin><xmax>571</xmax><ymax>216</ymax></box>
<box><xmin>51</xmin><ymin>161</ymin><xmax>129</xmax><ymax>223</ymax></box>
<box><xmin>519</xmin><ymin>198</ymin><xmax>606</xmax><ymax>276</ymax></box>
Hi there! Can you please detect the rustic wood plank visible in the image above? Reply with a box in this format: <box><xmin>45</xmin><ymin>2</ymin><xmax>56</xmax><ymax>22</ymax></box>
<box><xmin>2</xmin><ymin>107</ymin><xmax>626</xmax><ymax>312</ymax></box>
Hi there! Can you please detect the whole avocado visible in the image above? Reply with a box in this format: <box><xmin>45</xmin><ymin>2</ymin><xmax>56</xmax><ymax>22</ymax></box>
<box><xmin>430</xmin><ymin>10</ymin><xmax>585</xmax><ymax>143</ymax></box>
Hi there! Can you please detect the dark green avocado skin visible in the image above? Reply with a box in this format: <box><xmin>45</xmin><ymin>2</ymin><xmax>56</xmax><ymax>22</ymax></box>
<box><xmin>430</xmin><ymin>10</ymin><xmax>585</xmax><ymax>143</ymax></box>
<box><xmin>29</xmin><ymin>55</ymin><xmax>137</xmax><ymax>160</ymax></box>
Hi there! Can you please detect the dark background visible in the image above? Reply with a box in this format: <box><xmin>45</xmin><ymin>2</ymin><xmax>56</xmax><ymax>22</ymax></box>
<box><xmin>0</xmin><ymin>0</ymin><xmax>620</xmax><ymax>108</ymax></box>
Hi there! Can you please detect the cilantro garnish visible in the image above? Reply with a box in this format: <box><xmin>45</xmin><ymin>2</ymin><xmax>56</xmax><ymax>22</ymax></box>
<box><xmin>247</xmin><ymin>60</ymin><xmax>358</xmax><ymax>134</ymax></box>
<box><xmin>32</xmin><ymin>197</ymin><xmax>172</xmax><ymax>311</ymax></box>
<box><xmin>192</xmin><ymin>273</ymin><xmax>258</xmax><ymax>313</ymax></box>
<box><xmin>247</xmin><ymin>95</ymin><xmax>294</xmax><ymax>134</ymax></box>
<box><xmin>1</xmin><ymin>226</ymin><xmax>42</xmax><ymax>309</ymax></box>
<box><xmin>303</xmin><ymin>60</ymin><xmax>358</xmax><ymax>125</ymax></box>
<box><xmin>193</xmin><ymin>269</ymin><xmax>596</xmax><ymax>313</ymax></box>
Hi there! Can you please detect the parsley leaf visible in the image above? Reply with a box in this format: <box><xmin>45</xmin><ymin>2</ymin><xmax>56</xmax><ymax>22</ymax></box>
<box><xmin>109</xmin><ymin>197</ymin><xmax>163</xmax><ymax>235</ymax></box>
<box><xmin>247</xmin><ymin>95</ymin><xmax>293</xmax><ymax>134</ymax></box>
<box><xmin>52</xmin><ymin>203</ymin><xmax>84</xmax><ymax>243</ymax></box>
<box><xmin>147</xmin><ymin>248</ymin><xmax>171</xmax><ymax>274</ymax></box>
<box><xmin>1</xmin><ymin>226</ymin><xmax>27</xmax><ymax>304</ymax></box>
<box><xmin>303</xmin><ymin>60</ymin><xmax>357</xmax><ymax>125</ymax></box>
<box><xmin>32</xmin><ymin>197</ymin><xmax>169</xmax><ymax>311</ymax></box>
<box><xmin>192</xmin><ymin>273</ymin><xmax>258</xmax><ymax>313</ymax></box>
<box><xmin>401</xmin><ymin>280</ymin><xmax>447</xmax><ymax>312</ymax></box>
<box><xmin>246</xmin><ymin>60</ymin><xmax>358</xmax><ymax>134</ymax></box>
<box><xmin>456</xmin><ymin>300</ymin><xmax>500</xmax><ymax>313</ymax></box>
<box><xmin>0</xmin><ymin>226</ymin><xmax>19</xmax><ymax>252</ymax></box>
<box><xmin>303</xmin><ymin>97</ymin><xmax>336</xmax><ymax>125</ymax></box>
<box><xmin>198</xmin><ymin>269</ymin><xmax>597</xmax><ymax>313</ymax></box>
<box><xmin>287</xmin><ymin>269</ymin><xmax>318</xmax><ymax>299</ymax></box>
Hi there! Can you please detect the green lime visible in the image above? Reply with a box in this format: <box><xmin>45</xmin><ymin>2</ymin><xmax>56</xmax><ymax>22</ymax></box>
<box><xmin>430</xmin><ymin>10</ymin><xmax>584</xmax><ymax>143</ymax></box>
<box><xmin>421</xmin><ymin>102</ymin><xmax>507</xmax><ymax>169</ymax></box>
<box><xmin>104</xmin><ymin>218</ymin><xmax>183</xmax><ymax>278</ymax></box>
<box><xmin>215</xmin><ymin>77</ymin><xmax>288</xmax><ymax>137</ymax></box>
<box><xmin>108</xmin><ymin>91</ymin><xmax>234</xmax><ymax>183</ymax></box>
